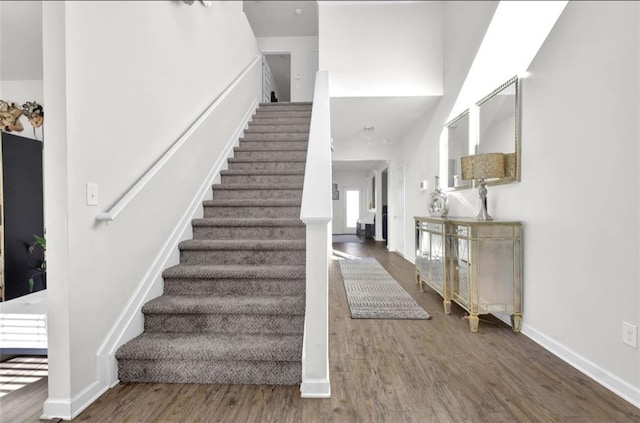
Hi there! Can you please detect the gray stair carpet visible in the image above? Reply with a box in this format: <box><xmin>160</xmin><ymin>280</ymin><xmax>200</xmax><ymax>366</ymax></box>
<box><xmin>116</xmin><ymin>102</ymin><xmax>310</xmax><ymax>386</ymax></box>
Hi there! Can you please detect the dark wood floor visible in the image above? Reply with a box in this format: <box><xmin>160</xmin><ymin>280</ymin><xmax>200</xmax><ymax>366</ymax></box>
<box><xmin>5</xmin><ymin>240</ymin><xmax>640</xmax><ymax>422</ymax></box>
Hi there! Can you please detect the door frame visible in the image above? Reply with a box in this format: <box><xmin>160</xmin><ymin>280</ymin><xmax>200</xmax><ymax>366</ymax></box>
<box><xmin>261</xmin><ymin>51</ymin><xmax>292</xmax><ymax>103</ymax></box>
<box><xmin>342</xmin><ymin>186</ymin><xmax>362</xmax><ymax>234</ymax></box>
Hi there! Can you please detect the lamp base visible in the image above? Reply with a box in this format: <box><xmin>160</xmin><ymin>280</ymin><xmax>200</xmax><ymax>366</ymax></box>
<box><xmin>475</xmin><ymin>179</ymin><xmax>493</xmax><ymax>221</ymax></box>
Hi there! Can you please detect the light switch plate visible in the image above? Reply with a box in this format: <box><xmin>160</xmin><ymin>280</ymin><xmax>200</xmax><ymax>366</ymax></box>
<box><xmin>86</xmin><ymin>183</ymin><xmax>98</xmax><ymax>206</ymax></box>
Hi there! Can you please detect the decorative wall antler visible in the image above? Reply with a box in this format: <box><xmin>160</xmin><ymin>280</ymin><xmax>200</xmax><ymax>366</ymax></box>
<box><xmin>0</xmin><ymin>99</ymin><xmax>44</xmax><ymax>140</ymax></box>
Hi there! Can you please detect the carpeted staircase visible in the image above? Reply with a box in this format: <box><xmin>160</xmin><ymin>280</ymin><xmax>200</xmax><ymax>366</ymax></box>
<box><xmin>115</xmin><ymin>102</ymin><xmax>311</xmax><ymax>385</ymax></box>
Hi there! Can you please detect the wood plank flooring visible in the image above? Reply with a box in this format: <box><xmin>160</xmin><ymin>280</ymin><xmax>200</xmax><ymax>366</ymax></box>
<box><xmin>5</xmin><ymin>240</ymin><xmax>640</xmax><ymax>422</ymax></box>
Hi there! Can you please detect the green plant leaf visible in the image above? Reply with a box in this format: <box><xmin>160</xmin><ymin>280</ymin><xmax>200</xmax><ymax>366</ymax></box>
<box><xmin>28</xmin><ymin>277</ymin><xmax>34</xmax><ymax>292</ymax></box>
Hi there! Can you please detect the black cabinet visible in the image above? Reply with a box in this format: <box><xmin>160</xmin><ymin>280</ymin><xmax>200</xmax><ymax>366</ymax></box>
<box><xmin>2</xmin><ymin>133</ymin><xmax>44</xmax><ymax>301</ymax></box>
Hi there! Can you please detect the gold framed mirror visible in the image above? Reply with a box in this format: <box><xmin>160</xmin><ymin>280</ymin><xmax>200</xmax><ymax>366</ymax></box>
<box><xmin>475</xmin><ymin>76</ymin><xmax>521</xmax><ymax>185</ymax></box>
<box><xmin>444</xmin><ymin>109</ymin><xmax>471</xmax><ymax>190</ymax></box>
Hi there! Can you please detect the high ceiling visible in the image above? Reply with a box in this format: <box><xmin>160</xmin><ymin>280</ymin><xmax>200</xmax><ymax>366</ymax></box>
<box><xmin>244</xmin><ymin>1</ymin><xmax>442</xmax><ymax>173</ymax></box>
<box><xmin>243</xmin><ymin>1</ymin><xmax>318</xmax><ymax>37</ymax></box>
<box><xmin>332</xmin><ymin>160</ymin><xmax>387</xmax><ymax>172</ymax></box>
<box><xmin>330</xmin><ymin>96</ymin><xmax>441</xmax><ymax>149</ymax></box>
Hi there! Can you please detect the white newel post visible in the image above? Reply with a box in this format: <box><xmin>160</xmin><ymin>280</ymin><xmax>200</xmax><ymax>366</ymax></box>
<box><xmin>300</xmin><ymin>220</ymin><xmax>331</xmax><ymax>397</ymax></box>
<box><xmin>300</xmin><ymin>71</ymin><xmax>331</xmax><ymax>398</ymax></box>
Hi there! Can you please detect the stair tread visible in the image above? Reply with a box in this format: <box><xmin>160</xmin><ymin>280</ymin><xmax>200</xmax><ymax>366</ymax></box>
<box><xmin>234</xmin><ymin>146</ymin><xmax>308</xmax><ymax>152</ymax></box>
<box><xmin>163</xmin><ymin>264</ymin><xmax>305</xmax><ymax>279</ymax></box>
<box><xmin>179</xmin><ymin>239</ymin><xmax>305</xmax><ymax>250</ymax></box>
<box><xmin>192</xmin><ymin>218</ymin><xmax>304</xmax><ymax>227</ymax></box>
<box><xmin>244</xmin><ymin>129</ymin><xmax>309</xmax><ymax>134</ymax></box>
<box><xmin>116</xmin><ymin>332</ymin><xmax>302</xmax><ymax>362</ymax></box>
<box><xmin>227</xmin><ymin>157</ymin><xmax>306</xmax><ymax>162</ymax></box>
<box><xmin>213</xmin><ymin>183</ymin><xmax>303</xmax><ymax>190</ymax></box>
<box><xmin>203</xmin><ymin>199</ymin><xmax>300</xmax><ymax>207</ymax></box>
<box><xmin>142</xmin><ymin>294</ymin><xmax>304</xmax><ymax>315</ymax></box>
<box><xmin>259</xmin><ymin>102</ymin><xmax>312</xmax><ymax>106</ymax></box>
<box><xmin>220</xmin><ymin>169</ymin><xmax>305</xmax><ymax>175</ymax></box>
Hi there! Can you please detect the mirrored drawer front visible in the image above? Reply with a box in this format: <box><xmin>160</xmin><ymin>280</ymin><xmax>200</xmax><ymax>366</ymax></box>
<box><xmin>450</xmin><ymin>225</ymin><xmax>469</xmax><ymax>237</ymax></box>
<box><xmin>423</xmin><ymin>222</ymin><xmax>443</xmax><ymax>232</ymax></box>
<box><xmin>475</xmin><ymin>225</ymin><xmax>519</xmax><ymax>238</ymax></box>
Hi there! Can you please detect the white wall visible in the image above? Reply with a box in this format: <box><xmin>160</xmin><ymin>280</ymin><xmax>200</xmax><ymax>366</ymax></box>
<box><xmin>400</xmin><ymin>0</ymin><xmax>498</xmax><ymax>258</ymax></box>
<box><xmin>256</xmin><ymin>36</ymin><xmax>318</xmax><ymax>102</ymax></box>
<box><xmin>0</xmin><ymin>1</ymin><xmax>44</xmax><ymax>141</ymax></box>
<box><xmin>402</xmin><ymin>0</ymin><xmax>640</xmax><ymax>406</ymax></box>
<box><xmin>318</xmin><ymin>1</ymin><xmax>443</xmax><ymax>97</ymax></box>
<box><xmin>43</xmin><ymin>1</ymin><xmax>260</xmax><ymax>417</ymax></box>
<box><xmin>331</xmin><ymin>169</ymin><xmax>368</xmax><ymax>234</ymax></box>
<box><xmin>0</xmin><ymin>1</ymin><xmax>43</xmax><ymax>81</ymax></box>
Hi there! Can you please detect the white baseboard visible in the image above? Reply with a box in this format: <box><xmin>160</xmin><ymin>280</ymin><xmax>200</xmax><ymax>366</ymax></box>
<box><xmin>404</xmin><ymin>253</ymin><xmax>639</xmax><ymax>409</ymax></box>
<box><xmin>94</xmin><ymin>99</ymin><xmax>258</xmax><ymax>389</ymax></box>
<box><xmin>42</xmin><ymin>381</ymin><xmax>109</xmax><ymax>420</ymax></box>
<box><xmin>300</xmin><ymin>378</ymin><xmax>331</xmax><ymax>398</ymax></box>
<box><xmin>521</xmin><ymin>322</ymin><xmax>640</xmax><ymax>409</ymax></box>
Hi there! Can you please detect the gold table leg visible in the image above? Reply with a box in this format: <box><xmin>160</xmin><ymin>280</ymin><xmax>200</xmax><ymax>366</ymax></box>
<box><xmin>511</xmin><ymin>314</ymin><xmax>522</xmax><ymax>333</ymax></box>
<box><xmin>443</xmin><ymin>300</ymin><xmax>451</xmax><ymax>315</ymax></box>
<box><xmin>468</xmin><ymin>315</ymin><xmax>479</xmax><ymax>332</ymax></box>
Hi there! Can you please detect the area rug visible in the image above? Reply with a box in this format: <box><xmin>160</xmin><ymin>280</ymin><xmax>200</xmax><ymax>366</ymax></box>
<box><xmin>338</xmin><ymin>257</ymin><xmax>431</xmax><ymax>320</ymax></box>
<box><xmin>332</xmin><ymin>234</ymin><xmax>363</xmax><ymax>244</ymax></box>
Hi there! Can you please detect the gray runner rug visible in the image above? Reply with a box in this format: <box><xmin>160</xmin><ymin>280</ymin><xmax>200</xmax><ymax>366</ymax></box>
<box><xmin>338</xmin><ymin>257</ymin><xmax>431</xmax><ymax>320</ymax></box>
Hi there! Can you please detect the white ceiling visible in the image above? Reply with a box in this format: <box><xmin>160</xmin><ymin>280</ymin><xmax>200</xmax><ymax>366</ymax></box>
<box><xmin>243</xmin><ymin>1</ymin><xmax>318</xmax><ymax>37</ymax></box>
<box><xmin>330</xmin><ymin>96</ymin><xmax>441</xmax><ymax>148</ymax></box>
<box><xmin>332</xmin><ymin>160</ymin><xmax>387</xmax><ymax>172</ymax></box>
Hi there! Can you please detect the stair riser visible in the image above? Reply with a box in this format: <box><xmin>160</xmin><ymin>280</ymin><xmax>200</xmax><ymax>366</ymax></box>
<box><xmin>213</xmin><ymin>189</ymin><xmax>302</xmax><ymax>200</ymax></box>
<box><xmin>239</xmin><ymin>141</ymin><xmax>308</xmax><ymax>150</ymax></box>
<box><xmin>228</xmin><ymin>161</ymin><xmax>306</xmax><ymax>171</ymax></box>
<box><xmin>251</xmin><ymin>117</ymin><xmax>310</xmax><ymax>125</ymax></box>
<box><xmin>204</xmin><ymin>206</ymin><xmax>301</xmax><ymax>218</ymax></box>
<box><xmin>118</xmin><ymin>359</ymin><xmax>301</xmax><ymax>385</ymax></box>
<box><xmin>163</xmin><ymin>278</ymin><xmax>305</xmax><ymax>296</ymax></box>
<box><xmin>233</xmin><ymin>151</ymin><xmax>307</xmax><ymax>160</ymax></box>
<box><xmin>180</xmin><ymin>249</ymin><xmax>306</xmax><ymax>265</ymax></box>
<box><xmin>235</xmin><ymin>145</ymin><xmax>308</xmax><ymax>152</ymax></box>
<box><xmin>254</xmin><ymin>111</ymin><xmax>311</xmax><ymax>119</ymax></box>
<box><xmin>193</xmin><ymin>226</ymin><xmax>305</xmax><ymax>240</ymax></box>
<box><xmin>241</xmin><ymin>132</ymin><xmax>308</xmax><ymax>141</ymax></box>
<box><xmin>258</xmin><ymin>105</ymin><xmax>312</xmax><ymax>112</ymax></box>
<box><xmin>144</xmin><ymin>313</ymin><xmax>304</xmax><ymax>335</ymax></box>
<box><xmin>246</xmin><ymin>125</ymin><xmax>310</xmax><ymax>133</ymax></box>
<box><xmin>221</xmin><ymin>174</ymin><xmax>304</xmax><ymax>185</ymax></box>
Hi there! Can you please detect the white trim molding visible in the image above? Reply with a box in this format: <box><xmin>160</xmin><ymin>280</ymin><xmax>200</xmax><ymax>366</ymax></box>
<box><xmin>301</xmin><ymin>377</ymin><xmax>331</xmax><ymax>398</ymax></box>
<box><xmin>95</xmin><ymin>99</ymin><xmax>258</xmax><ymax>389</ymax></box>
<box><xmin>42</xmin><ymin>381</ymin><xmax>109</xmax><ymax>420</ymax></box>
<box><xmin>522</xmin><ymin>323</ymin><xmax>640</xmax><ymax>409</ymax></box>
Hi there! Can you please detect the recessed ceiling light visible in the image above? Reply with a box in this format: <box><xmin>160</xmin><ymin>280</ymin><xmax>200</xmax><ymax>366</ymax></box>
<box><xmin>295</xmin><ymin>8</ymin><xmax>303</xmax><ymax>16</ymax></box>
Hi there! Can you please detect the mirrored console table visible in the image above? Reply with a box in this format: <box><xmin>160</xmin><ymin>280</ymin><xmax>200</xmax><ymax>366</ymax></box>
<box><xmin>415</xmin><ymin>216</ymin><xmax>522</xmax><ymax>332</ymax></box>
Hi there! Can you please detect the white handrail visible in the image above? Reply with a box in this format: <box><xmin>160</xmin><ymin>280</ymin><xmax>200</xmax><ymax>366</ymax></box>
<box><xmin>95</xmin><ymin>54</ymin><xmax>261</xmax><ymax>222</ymax></box>
<box><xmin>300</xmin><ymin>71</ymin><xmax>332</xmax><ymax>398</ymax></box>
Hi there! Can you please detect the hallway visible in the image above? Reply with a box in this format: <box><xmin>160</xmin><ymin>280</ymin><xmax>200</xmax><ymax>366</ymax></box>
<box><xmin>5</xmin><ymin>239</ymin><xmax>639</xmax><ymax>422</ymax></box>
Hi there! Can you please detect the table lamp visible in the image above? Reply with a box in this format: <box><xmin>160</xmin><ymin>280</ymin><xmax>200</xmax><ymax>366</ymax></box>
<box><xmin>460</xmin><ymin>153</ymin><xmax>505</xmax><ymax>221</ymax></box>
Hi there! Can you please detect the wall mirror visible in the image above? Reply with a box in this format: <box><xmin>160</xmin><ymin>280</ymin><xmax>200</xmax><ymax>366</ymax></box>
<box><xmin>476</xmin><ymin>76</ymin><xmax>520</xmax><ymax>184</ymax></box>
<box><xmin>444</xmin><ymin>110</ymin><xmax>471</xmax><ymax>190</ymax></box>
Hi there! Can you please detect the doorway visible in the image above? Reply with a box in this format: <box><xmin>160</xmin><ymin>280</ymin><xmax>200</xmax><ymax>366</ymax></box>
<box><xmin>262</xmin><ymin>53</ymin><xmax>291</xmax><ymax>103</ymax></box>
<box><xmin>392</xmin><ymin>165</ymin><xmax>405</xmax><ymax>255</ymax></box>
<box><xmin>343</xmin><ymin>188</ymin><xmax>361</xmax><ymax>234</ymax></box>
